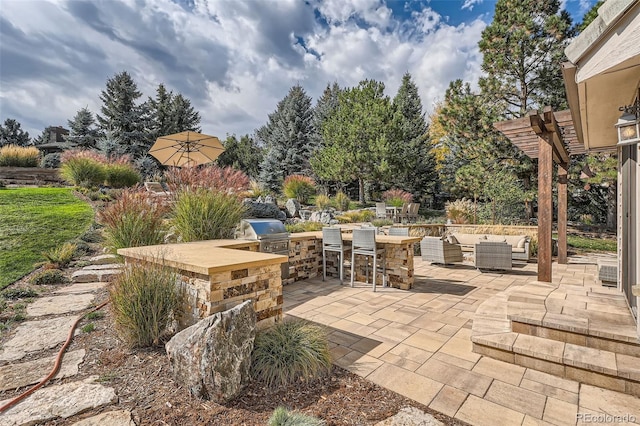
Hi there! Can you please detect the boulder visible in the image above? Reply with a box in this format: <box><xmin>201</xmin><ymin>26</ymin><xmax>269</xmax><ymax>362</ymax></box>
<box><xmin>310</xmin><ymin>210</ymin><xmax>334</xmax><ymax>224</ymax></box>
<box><xmin>165</xmin><ymin>300</ymin><xmax>256</xmax><ymax>403</ymax></box>
<box><xmin>244</xmin><ymin>200</ymin><xmax>286</xmax><ymax>220</ymax></box>
<box><xmin>299</xmin><ymin>209</ymin><xmax>312</xmax><ymax>221</ymax></box>
<box><xmin>285</xmin><ymin>199</ymin><xmax>301</xmax><ymax>218</ymax></box>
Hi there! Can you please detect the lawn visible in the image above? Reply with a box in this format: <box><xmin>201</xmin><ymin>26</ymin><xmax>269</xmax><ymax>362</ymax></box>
<box><xmin>567</xmin><ymin>234</ymin><xmax>617</xmax><ymax>253</ymax></box>
<box><xmin>0</xmin><ymin>187</ymin><xmax>93</xmax><ymax>290</ymax></box>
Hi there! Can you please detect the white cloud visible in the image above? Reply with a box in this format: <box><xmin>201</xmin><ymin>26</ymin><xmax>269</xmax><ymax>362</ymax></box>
<box><xmin>461</xmin><ymin>0</ymin><xmax>483</xmax><ymax>11</ymax></box>
<box><xmin>0</xmin><ymin>0</ymin><xmax>487</xmax><ymax>140</ymax></box>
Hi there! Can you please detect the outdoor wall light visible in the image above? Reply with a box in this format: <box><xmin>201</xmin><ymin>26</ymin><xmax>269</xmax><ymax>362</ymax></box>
<box><xmin>617</xmin><ymin>90</ymin><xmax>640</xmax><ymax>146</ymax></box>
<box><xmin>616</xmin><ymin>112</ymin><xmax>640</xmax><ymax>146</ymax></box>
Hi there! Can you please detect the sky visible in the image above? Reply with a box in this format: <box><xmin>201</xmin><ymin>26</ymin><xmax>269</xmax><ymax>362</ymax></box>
<box><xmin>0</xmin><ymin>0</ymin><xmax>597</xmax><ymax>141</ymax></box>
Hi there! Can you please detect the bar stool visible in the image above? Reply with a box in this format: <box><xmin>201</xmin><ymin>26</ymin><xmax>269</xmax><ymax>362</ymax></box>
<box><xmin>322</xmin><ymin>227</ymin><xmax>350</xmax><ymax>283</ymax></box>
<box><xmin>350</xmin><ymin>228</ymin><xmax>386</xmax><ymax>292</ymax></box>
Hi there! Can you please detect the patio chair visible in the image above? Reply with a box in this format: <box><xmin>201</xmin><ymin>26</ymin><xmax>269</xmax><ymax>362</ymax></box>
<box><xmin>474</xmin><ymin>241</ymin><xmax>512</xmax><ymax>271</ymax></box>
<box><xmin>407</xmin><ymin>203</ymin><xmax>420</xmax><ymax>223</ymax></box>
<box><xmin>388</xmin><ymin>227</ymin><xmax>409</xmax><ymax>236</ymax></box>
<box><xmin>350</xmin><ymin>228</ymin><xmax>386</xmax><ymax>292</ymax></box>
<box><xmin>396</xmin><ymin>202</ymin><xmax>410</xmax><ymax>223</ymax></box>
<box><xmin>375</xmin><ymin>202</ymin><xmax>387</xmax><ymax>219</ymax></box>
<box><xmin>144</xmin><ymin>181</ymin><xmax>171</xmax><ymax>197</ymax></box>
<box><xmin>420</xmin><ymin>236</ymin><xmax>462</xmax><ymax>265</ymax></box>
<box><xmin>322</xmin><ymin>227</ymin><xmax>351</xmax><ymax>284</ymax></box>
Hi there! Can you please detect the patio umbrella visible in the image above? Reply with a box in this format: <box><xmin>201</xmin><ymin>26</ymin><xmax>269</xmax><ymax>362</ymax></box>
<box><xmin>149</xmin><ymin>131</ymin><xmax>225</xmax><ymax>167</ymax></box>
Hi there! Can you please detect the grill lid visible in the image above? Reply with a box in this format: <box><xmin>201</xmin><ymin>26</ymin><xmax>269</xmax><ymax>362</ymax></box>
<box><xmin>237</xmin><ymin>219</ymin><xmax>288</xmax><ymax>240</ymax></box>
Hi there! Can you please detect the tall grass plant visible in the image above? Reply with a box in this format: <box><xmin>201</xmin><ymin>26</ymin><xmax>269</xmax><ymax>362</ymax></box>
<box><xmin>0</xmin><ymin>145</ymin><xmax>40</xmax><ymax>167</ymax></box>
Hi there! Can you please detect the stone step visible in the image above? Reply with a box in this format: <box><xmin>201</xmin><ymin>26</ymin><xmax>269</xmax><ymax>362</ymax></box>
<box><xmin>88</xmin><ymin>254</ymin><xmax>120</xmax><ymax>265</ymax></box>
<box><xmin>72</xmin><ymin>268</ymin><xmax>122</xmax><ymax>283</ymax></box>
<box><xmin>472</xmin><ymin>332</ymin><xmax>640</xmax><ymax>398</ymax></box>
<box><xmin>0</xmin><ymin>349</ymin><xmax>85</xmax><ymax>392</ymax></box>
<box><xmin>0</xmin><ymin>376</ymin><xmax>117</xmax><ymax>425</ymax></box>
<box><xmin>509</xmin><ymin>313</ymin><xmax>640</xmax><ymax>358</ymax></box>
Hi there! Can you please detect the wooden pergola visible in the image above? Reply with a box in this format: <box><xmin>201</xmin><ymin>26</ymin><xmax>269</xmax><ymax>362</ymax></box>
<box><xmin>494</xmin><ymin>107</ymin><xmax>586</xmax><ymax>282</ymax></box>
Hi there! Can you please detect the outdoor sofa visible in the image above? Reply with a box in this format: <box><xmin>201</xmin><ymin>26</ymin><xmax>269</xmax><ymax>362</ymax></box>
<box><xmin>446</xmin><ymin>233</ymin><xmax>531</xmax><ymax>261</ymax></box>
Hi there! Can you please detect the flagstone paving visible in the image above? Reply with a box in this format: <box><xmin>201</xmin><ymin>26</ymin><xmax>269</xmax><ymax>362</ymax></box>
<box><xmin>284</xmin><ymin>257</ymin><xmax>640</xmax><ymax>426</ymax></box>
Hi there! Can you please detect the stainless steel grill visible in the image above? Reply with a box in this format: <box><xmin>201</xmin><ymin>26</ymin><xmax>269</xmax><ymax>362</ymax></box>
<box><xmin>236</xmin><ymin>219</ymin><xmax>290</xmax><ymax>278</ymax></box>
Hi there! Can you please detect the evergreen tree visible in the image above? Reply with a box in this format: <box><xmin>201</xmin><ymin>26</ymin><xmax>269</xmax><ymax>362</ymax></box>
<box><xmin>390</xmin><ymin>72</ymin><xmax>436</xmax><ymax>202</ymax></box>
<box><xmin>67</xmin><ymin>107</ymin><xmax>100</xmax><ymax>149</ymax></box>
<box><xmin>217</xmin><ymin>134</ymin><xmax>264</xmax><ymax>179</ymax></box>
<box><xmin>146</xmin><ymin>84</ymin><xmax>175</xmax><ymax>138</ymax></box>
<box><xmin>577</xmin><ymin>0</ymin><xmax>604</xmax><ymax>32</ymax></box>
<box><xmin>96</xmin><ymin>71</ymin><xmax>149</xmax><ymax>158</ymax></box>
<box><xmin>479</xmin><ymin>0</ymin><xmax>573</xmax><ymax>116</ymax></box>
<box><xmin>257</xmin><ymin>84</ymin><xmax>314</xmax><ymax>193</ymax></box>
<box><xmin>0</xmin><ymin>118</ymin><xmax>31</xmax><ymax>147</ymax></box>
<box><xmin>311</xmin><ymin>79</ymin><xmax>393</xmax><ymax>203</ymax></box>
<box><xmin>171</xmin><ymin>94</ymin><xmax>201</xmax><ymax>133</ymax></box>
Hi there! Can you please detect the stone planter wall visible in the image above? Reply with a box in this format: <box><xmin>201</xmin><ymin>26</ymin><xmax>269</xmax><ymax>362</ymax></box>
<box><xmin>284</xmin><ymin>237</ymin><xmax>322</xmax><ymax>285</ymax></box>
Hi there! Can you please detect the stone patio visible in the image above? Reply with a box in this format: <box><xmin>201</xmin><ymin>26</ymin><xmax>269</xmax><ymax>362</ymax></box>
<box><xmin>284</xmin><ymin>256</ymin><xmax>640</xmax><ymax>426</ymax></box>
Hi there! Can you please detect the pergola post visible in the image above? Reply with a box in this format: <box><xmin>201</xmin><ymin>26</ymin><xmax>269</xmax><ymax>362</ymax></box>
<box><xmin>538</xmin><ymin>131</ymin><xmax>554</xmax><ymax>282</ymax></box>
<box><xmin>558</xmin><ymin>162</ymin><xmax>569</xmax><ymax>264</ymax></box>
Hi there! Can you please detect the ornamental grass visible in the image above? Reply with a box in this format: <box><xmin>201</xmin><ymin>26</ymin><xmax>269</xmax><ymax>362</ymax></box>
<box><xmin>0</xmin><ymin>145</ymin><xmax>41</xmax><ymax>167</ymax></box>
<box><xmin>283</xmin><ymin>175</ymin><xmax>316</xmax><ymax>204</ymax></box>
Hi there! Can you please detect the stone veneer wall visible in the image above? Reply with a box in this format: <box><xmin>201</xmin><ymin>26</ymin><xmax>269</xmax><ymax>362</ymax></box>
<box><xmin>177</xmin><ymin>263</ymin><xmax>282</xmax><ymax>330</ymax></box>
<box><xmin>283</xmin><ymin>237</ymin><xmax>322</xmax><ymax>285</ymax></box>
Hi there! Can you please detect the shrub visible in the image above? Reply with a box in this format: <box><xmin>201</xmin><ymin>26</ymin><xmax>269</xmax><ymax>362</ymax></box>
<box><xmin>0</xmin><ymin>145</ymin><xmax>40</xmax><ymax>167</ymax></box>
<box><xmin>40</xmin><ymin>152</ymin><xmax>61</xmax><ymax>169</ymax></box>
<box><xmin>285</xmin><ymin>222</ymin><xmax>324</xmax><ymax>233</ymax></box>
<box><xmin>43</xmin><ymin>242</ymin><xmax>77</xmax><ymax>268</ymax></box>
<box><xmin>372</xmin><ymin>219</ymin><xmax>393</xmax><ymax>227</ymax></box>
<box><xmin>165</xmin><ymin>165</ymin><xmax>250</xmax><ymax>193</ymax></box>
<box><xmin>333</xmin><ymin>191</ymin><xmax>350</xmax><ymax>211</ymax></box>
<box><xmin>80</xmin><ymin>227</ymin><xmax>104</xmax><ymax>243</ymax></box>
<box><xmin>445</xmin><ymin>198</ymin><xmax>474</xmax><ymax>224</ymax></box>
<box><xmin>251</xmin><ymin>320</ymin><xmax>331</xmax><ymax>388</ymax></box>
<box><xmin>1</xmin><ymin>288</ymin><xmax>38</xmax><ymax>300</ymax></box>
<box><xmin>382</xmin><ymin>189</ymin><xmax>413</xmax><ymax>208</ymax></box>
<box><xmin>30</xmin><ymin>269</ymin><xmax>69</xmax><ymax>285</ymax></box>
<box><xmin>314</xmin><ymin>194</ymin><xmax>331</xmax><ymax>210</ymax></box>
<box><xmin>335</xmin><ymin>210</ymin><xmax>375</xmax><ymax>224</ymax></box>
<box><xmin>104</xmin><ymin>163</ymin><xmax>141</xmax><ymax>188</ymax></box>
<box><xmin>282</xmin><ymin>175</ymin><xmax>315</xmax><ymax>204</ymax></box>
<box><xmin>97</xmin><ymin>189</ymin><xmax>170</xmax><ymax>250</ymax></box>
<box><xmin>249</xmin><ymin>180</ymin><xmax>268</xmax><ymax>198</ymax></box>
<box><xmin>268</xmin><ymin>407</ymin><xmax>325</xmax><ymax>426</ymax></box>
<box><xmin>60</xmin><ymin>157</ymin><xmax>106</xmax><ymax>188</ymax></box>
<box><xmin>109</xmin><ymin>262</ymin><xmax>180</xmax><ymax>347</ymax></box>
<box><xmin>72</xmin><ymin>239</ymin><xmax>93</xmax><ymax>257</ymax></box>
<box><xmin>173</xmin><ymin>188</ymin><xmax>246</xmax><ymax>241</ymax></box>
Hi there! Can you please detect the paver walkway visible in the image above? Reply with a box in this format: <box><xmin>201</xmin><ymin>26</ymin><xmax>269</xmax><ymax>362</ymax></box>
<box><xmin>284</xmin><ymin>257</ymin><xmax>640</xmax><ymax>426</ymax></box>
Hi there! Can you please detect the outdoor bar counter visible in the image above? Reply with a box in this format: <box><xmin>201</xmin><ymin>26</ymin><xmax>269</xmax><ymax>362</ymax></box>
<box><xmin>118</xmin><ymin>240</ymin><xmax>287</xmax><ymax>330</ymax></box>
<box><xmin>287</xmin><ymin>231</ymin><xmax>421</xmax><ymax>290</ymax></box>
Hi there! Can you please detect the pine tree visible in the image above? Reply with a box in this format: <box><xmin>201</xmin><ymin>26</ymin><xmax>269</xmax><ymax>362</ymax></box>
<box><xmin>96</xmin><ymin>71</ymin><xmax>149</xmax><ymax>158</ymax></box>
<box><xmin>311</xmin><ymin>82</ymin><xmax>341</xmax><ymax>148</ymax></box>
<box><xmin>257</xmin><ymin>84</ymin><xmax>314</xmax><ymax>193</ymax></box>
<box><xmin>217</xmin><ymin>134</ymin><xmax>264</xmax><ymax>179</ymax></box>
<box><xmin>146</xmin><ymin>84</ymin><xmax>175</xmax><ymax>138</ymax></box>
<box><xmin>311</xmin><ymin>79</ymin><xmax>393</xmax><ymax>203</ymax></box>
<box><xmin>390</xmin><ymin>73</ymin><xmax>436</xmax><ymax>202</ymax></box>
<box><xmin>67</xmin><ymin>107</ymin><xmax>100</xmax><ymax>149</ymax></box>
<box><xmin>0</xmin><ymin>118</ymin><xmax>31</xmax><ymax>147</ymax></box>
<box><xmin>479</xmin><ymin>0</ymin><xmax>573</xmax><ymax>116</ymax></box>
<box><xmin>171</xmin><ymin>94</ymin><xmax>201</xmax><ymax>133</ymax></box>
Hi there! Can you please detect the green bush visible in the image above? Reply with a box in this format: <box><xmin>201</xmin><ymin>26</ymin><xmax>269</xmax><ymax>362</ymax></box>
<box><xmin>314</xmin><ymin>194</ymin><xmax>331</xmax><ymax>210</ymax></box>
<box><xmin>30</xmin><ymin>269</ymin><xmax>69</xmax><ymax>285</ymax></box>
<box><xmin>372</xmin><ymin>219</ymin><xmax>393</xmax><ymax>227</ymax></box>
<box><xmin>333</xmin><ymin>191</ymin><xmax>350</xmax><ymax>211</ymax></box>
<box><xmin>104</xmin><ymin>163</ymin><xmax>141</xmax><ymax>188</ymax></box>
<box><xmin>285</xmin><ymin>222</ymin><xmax>324</xmax><ymax>233</ymax></box>
<box><xmin>60</xmin><ymin>157</ymin><xmax>106</xmax><ymax>188</ymax></box>
<box><xmin>43</xmin><ymin>242</ymin><xmax>77</xmax><ymax>268</ymax></box>
<box><xmin>80</xmin><ymin>227</ymin><xmax>104</xmax><ymax>243</ymax></box>
<box><xmin>0</xmin><ymin>145</ymin><xmax>40</xmax><ymax>167</ymax></box>
<box><xmin>173</xmin><ymin>189</ymin><xmax>246</xmax><ymax>242</ymax></box>
<box><xmin>252</xmin><ymin>320</ymin><xmax>331</xmax><ymax>388</ymax></box>
<box><xmin>109</xmin><ymin>262</ymin><xmax>180</xmax><ymax>348</ymax></box>
<box><xmin>268</xmin><ymin>407</ymin><xmax>325</xmax><ymax>426</ymax></box>
<box><xmin>72</xmin><ymin>239</ymin><xmax>92</xmax><ymax>257</ymax></box>
<box><xmin>282</xmin><ymin>175</ymin><xmax>316</xmax><ymax>204</ymax></box>
<box><xmin>98</xmin><ymin>189</ymin><xmax>170</xmax><ymax>250</ymax></box>
<box><xmin>1</xmin><ymin>287</ymin><xmax>38</xmax><ymax>299</ymax></box>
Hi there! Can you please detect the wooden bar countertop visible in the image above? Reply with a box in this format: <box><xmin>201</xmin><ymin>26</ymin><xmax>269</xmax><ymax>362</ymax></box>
<box><xmin>117</xmin><ymin>240</ymin><xmax>287</xmax><ymax>276</ymax></box>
